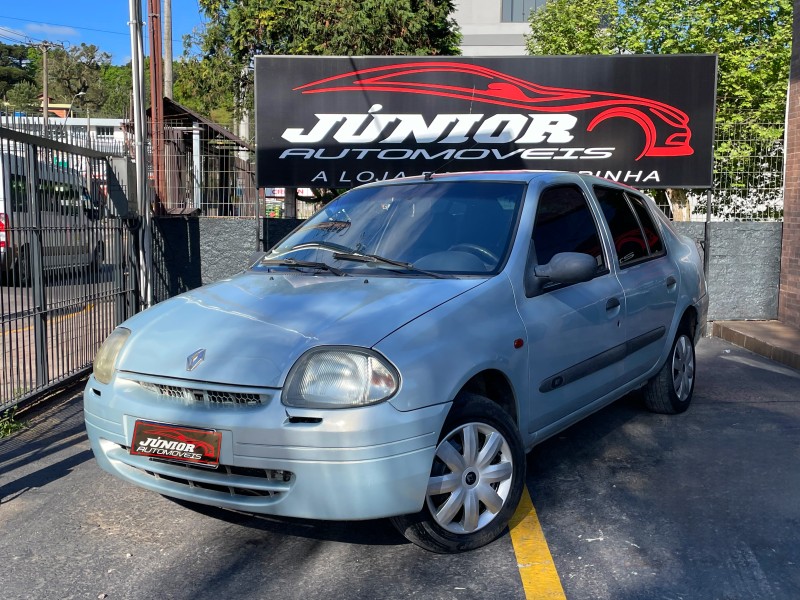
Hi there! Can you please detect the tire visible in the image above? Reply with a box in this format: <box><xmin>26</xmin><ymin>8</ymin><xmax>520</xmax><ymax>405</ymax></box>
<box><xmin>390</xmin><ymin>394</ymin><xmax>525</xmax><ymax>553</ymax></box>
<box><xmin>643</xmin><ymin>329</ymin><xmax>696</xmax><ymax>414</ymax></box>
<box><xmin>15</xmin><ymin>246</ymin><xmax>31</xmax><ymax>287</ymax></box>
<box><xmin>89</xmin><ymin>241</ymin><xmax>105</xmax><ymax>270</ymax></box>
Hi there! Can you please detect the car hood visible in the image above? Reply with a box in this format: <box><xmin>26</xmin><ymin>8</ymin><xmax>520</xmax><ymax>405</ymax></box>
<box><xmin>116</xmin><ymin>272</ymin><xmax>484</xmax><ymax>387</ymax></box>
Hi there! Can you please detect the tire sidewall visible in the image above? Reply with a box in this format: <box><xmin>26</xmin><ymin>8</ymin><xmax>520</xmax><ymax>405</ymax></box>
<box><xmin>668</xmin><ymin>331</ymin><xmax>695</xmax><ymax>412</ymax></box>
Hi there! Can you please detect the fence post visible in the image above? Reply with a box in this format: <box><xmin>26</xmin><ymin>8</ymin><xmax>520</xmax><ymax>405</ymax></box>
<box><xmin>24</xmin><ymin>146</ymin><xmax>49</xmax><ymax>386</ymax></box>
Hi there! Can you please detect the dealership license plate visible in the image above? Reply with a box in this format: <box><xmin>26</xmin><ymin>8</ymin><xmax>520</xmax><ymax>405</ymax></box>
<box><xmin>130</xmin><ymin>421</ymin><xmax>221</xmax><ymax>466</ymax></box>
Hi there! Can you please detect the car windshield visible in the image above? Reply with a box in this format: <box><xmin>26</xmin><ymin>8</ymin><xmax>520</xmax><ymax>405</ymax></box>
<box><xmin>258</xmin><ymin>181</ymin><xmax>525</xmax><ymax>276</ymax></box>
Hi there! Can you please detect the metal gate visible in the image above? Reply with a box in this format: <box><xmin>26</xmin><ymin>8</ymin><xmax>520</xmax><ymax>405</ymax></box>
<box><xmin>0</xmin><ymin>126</ymin><xmax>138</xmax><ymax>411</ymax></box>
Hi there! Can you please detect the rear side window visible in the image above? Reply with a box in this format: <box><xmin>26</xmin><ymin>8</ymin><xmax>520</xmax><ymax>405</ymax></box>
<box><xmin>627</xmin><ymin>193</ymin><xmax>664</xmax><ymax>255</ymax></box>
<box><xmin>594</xmin><ymin>186</ymin><xmax>664</xmax><ymax>266</ymax></box>
<box><xmin>533</xmin><ymin>185</ymin><xmax>605</xmax><ymax>271</ymax></box>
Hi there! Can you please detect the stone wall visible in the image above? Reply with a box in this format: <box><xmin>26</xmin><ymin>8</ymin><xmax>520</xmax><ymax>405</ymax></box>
<box><xmin>152</xmin><ymin>217</ymin><xmax>783</xmax><ymax>322</ymax></box>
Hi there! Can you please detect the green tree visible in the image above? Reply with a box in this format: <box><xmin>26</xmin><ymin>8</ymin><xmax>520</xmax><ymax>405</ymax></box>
<box><xmin>177</xmin><ymin>0</ymin><xmax>461</xmax><ymax>121</ymax></box>
<box><xmin>0</xmin><ymin>42</ymin><xmax>34</xmax><ymax>100</ymax></box>
<box><xmin>5</xmin><ymin>80</ymin><xmax>38</xmax><ymax>113</ymax></box>
<box><xmin>526</xmin><ymin>0</ymin><xmax>624</xmax><ymax>56</ymax></box>
<box><xmin>45</xmin><ymin>43</ymin><xmax>112</xmax><ymax>113</ymax></box>
<box><xmin>99</xmin><ymin>64</ymin><xmax>133</xmax><ymax>117</ymax></box>
<box><xmin>525</xmin><ymin>0</ymin><xmax>792</xmax><ymax>219</ymax></box>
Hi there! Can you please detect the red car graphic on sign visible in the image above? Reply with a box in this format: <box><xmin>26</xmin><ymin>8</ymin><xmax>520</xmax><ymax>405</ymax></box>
<box><xmin>295</xmin><ymin>62</ymin><xmax>693</xmax><ymax>161</ymax></box>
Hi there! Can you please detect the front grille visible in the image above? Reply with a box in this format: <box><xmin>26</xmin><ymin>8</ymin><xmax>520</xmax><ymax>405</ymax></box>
<box><xmin>147</xmin><ymin>460</ymin><xmax>293</xmax><ymax>498</ymax></box>
<box><xmin>137</xmin><ymin>381</ymin><xmax>265</xmax><ymax>406</ymax></box>
<box><xmin>105</xmin><ymin>441</ymin><xmax>293</xmax><ymax>503</ymax></box>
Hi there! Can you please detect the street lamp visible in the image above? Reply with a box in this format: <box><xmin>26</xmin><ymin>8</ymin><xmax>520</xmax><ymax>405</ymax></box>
<box><xmin>65</xmin><ymin>91</ymin><xmax>86</xmax><ymax>121</ymax></box>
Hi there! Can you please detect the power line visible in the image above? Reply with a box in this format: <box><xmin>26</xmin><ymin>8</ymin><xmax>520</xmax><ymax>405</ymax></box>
<box><xmin>0</xmin><ymin>24</ymin><xmax>45</xmax><ymax>45</ymax></box>
<box><xmin>0</xmin><ymin>14</ymin><xmax>128</xmax><ymax>37</ymax></box>
<box><xmin>0</xmin><ymin>14</ymin><xmax>186</xmax><ymax>43</ymax></box>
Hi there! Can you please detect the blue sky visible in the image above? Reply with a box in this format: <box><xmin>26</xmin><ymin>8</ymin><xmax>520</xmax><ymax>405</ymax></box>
<box><xmin>0</xmin><ymin>1</ymin><xmax>205</xmax><ymax>65</ymax></box>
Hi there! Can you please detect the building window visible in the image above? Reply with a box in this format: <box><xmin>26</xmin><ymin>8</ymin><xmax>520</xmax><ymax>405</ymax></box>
<box><xmin>96</xmin><ymin>126</ymin><xmax>115</xmax><ymax>137</ymax></box>
<box><xmin>502</xmin><ymin>0</ymin><xmax>545</xmax><ymax>22</ymax></box>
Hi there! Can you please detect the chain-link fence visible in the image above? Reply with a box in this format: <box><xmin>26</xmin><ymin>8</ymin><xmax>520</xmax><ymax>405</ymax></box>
<box><xmin>683</xmin><ymin>120</ymin><xmax>784</xmax><ymax>222</ymax></box>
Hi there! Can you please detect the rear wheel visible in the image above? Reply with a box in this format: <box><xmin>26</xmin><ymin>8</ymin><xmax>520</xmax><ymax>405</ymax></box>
<box><xmin>15</xmin><ymin>246</ymin><xmax>31</xmax><ymax>287</ymax></box>
<box><xmin>89</xmin><ymin>241</ymin><xmax>105</xmax><ymax>270</ymax></box>
<box><xmin>390</xmin><ymin>394</ymin><xmax>524</xmax><ymax>553</ymax></box>
<box><xmin>643</xmin><ymin>329</ymin><xmax>696</xmax><ymax>414</ymax></box>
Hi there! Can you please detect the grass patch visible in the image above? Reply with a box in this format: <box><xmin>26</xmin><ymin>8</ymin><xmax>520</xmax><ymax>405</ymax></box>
<box><xmin>0</xmin><ymin>407</ymin><xmax>26</xmax><ymax>438</ymax></box>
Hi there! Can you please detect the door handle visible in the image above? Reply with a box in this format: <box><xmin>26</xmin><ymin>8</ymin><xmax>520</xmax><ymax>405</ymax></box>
<box><xmin>666</xmin><ymin>275</ymin><xmax>677</xmax><ymax>287</ymax></box>
<box><xmin>606</xmin><ymin>297</ymin><xmax>620</xmax><ymax>311</ymax></box>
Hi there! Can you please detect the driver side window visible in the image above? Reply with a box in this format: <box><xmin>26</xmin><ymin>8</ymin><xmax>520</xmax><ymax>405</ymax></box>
<box><xmin>532</xmin><ymin>185</ymin><xmax>605</xmax><ymax>271</ymax></box>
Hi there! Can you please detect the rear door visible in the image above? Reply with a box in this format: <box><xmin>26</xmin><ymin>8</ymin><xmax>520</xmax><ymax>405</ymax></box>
<box><xmin>593</xmin><ymin>186</ymin><xmax>678</xmax><ymax>378</ymax></box>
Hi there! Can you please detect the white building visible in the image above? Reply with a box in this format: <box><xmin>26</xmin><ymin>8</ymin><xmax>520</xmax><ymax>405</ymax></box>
<box><xmin>0</xmin><ymin>116</ymin><xmax>126</xmax><ymax>154</ymax></box>
<box><xmin>454</xmin><ymin>0</ymin><xmax>543</xmax><ymax>56</ymax></box>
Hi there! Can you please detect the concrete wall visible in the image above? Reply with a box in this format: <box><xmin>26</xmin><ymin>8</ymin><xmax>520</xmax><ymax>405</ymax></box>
<box><xmin>673</xmin><ymin>222</ymin><xmax>783</xmax><ymax>321</ymax></box>
<box><xmin>151</xmin><ymin>217</ymin><xmax>783</xmax><ymax>322</ymax></box>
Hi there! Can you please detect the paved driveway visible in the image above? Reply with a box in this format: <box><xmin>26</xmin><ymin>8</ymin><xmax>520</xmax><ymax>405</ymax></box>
<box><xmin>1</xmin><ymin>336</ymin><xmax>799</xmax><ymax>600</ymax></box>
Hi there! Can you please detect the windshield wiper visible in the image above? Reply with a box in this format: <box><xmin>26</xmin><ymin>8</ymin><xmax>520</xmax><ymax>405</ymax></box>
<box><xmin>332</xmin><ymin>251</ymin><xmax>452</xmax><ymax>279</ymax></box>
<box><xmin>284</xmin><ymin>241</ymin><xmax>355</xmax><ymax>254</ymax></box>
<box><xmin>260</xmin><ymin>258</ymin><xmax>347</xmax><ymax>276</ymax></box>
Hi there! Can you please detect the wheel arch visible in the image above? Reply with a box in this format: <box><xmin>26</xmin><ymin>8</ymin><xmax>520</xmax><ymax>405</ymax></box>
<box><xmin>679</xmin><ymin>304</ymin><xmax>699</xmax><ymax>343</ymax></box>
<box><xmin>454</xmin><ymin>369</ymin><xmax>518</xmax><ymax>426</ymax></box>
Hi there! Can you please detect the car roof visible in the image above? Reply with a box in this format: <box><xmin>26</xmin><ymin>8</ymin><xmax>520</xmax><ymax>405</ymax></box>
<box><xmin>356</xmin><ymin>169</ymin><xmax>642</xmax><ymax>192</ymax></box>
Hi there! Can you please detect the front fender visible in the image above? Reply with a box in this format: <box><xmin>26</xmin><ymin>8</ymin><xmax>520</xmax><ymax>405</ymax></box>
<box><xmin>376</xmin><ymin>274</ymin><xmax>528</xmax><ymax>421</ymax></box>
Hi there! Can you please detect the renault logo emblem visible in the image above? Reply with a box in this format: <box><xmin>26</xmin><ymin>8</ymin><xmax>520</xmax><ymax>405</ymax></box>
<box><xmin>186</xmin><ymin>348</ymin><xmax>206</xmax><ymax>371</ymax></box>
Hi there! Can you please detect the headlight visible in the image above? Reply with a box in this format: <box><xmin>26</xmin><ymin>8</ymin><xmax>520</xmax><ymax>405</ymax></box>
<box><xmin>283</xmin><ymin>348</ymin><xmax>399</xmax><ymax>409</ymax></box>
<box><xmin>93</xmin><ymin>328</ymin><xmax>131</xmax><ymax>385</ymax></box>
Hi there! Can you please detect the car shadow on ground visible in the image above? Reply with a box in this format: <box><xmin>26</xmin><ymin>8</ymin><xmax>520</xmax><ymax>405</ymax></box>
<box><xmin>162</xmin><ymin>495</ymin><xmax>410</xmax><ymax>548</ymax></box>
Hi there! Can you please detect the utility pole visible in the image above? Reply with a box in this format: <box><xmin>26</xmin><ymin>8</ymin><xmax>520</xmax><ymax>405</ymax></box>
<box><xmin>163</xmin><ymin>0</ymin><xmax>173</xmax><ymax>99</ymax></box>
<box><xmin>40</xmin><ymin>42</ymin><xmax>55</xmax><ymax>137</ymax></box>
<box><xmin>129</xmin><ymin>0</ymin><xmax>153</xmax><ymax>307</ymax></box>
<box><xmin>147</xmin><ymin>0</ymin><xmax>166</xmax><ymax>211</ymax></box>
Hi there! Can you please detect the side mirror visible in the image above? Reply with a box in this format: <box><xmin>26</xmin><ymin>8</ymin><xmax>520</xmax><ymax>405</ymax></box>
<box><xmin>534</xmin><ymin>252</ymin><xmax>597</xmax><ymax>284</ymax></box>
<box><xmin>525</xmin><ymin>252</ymin><xmax>597</xmax><ymax>297</ymax></box>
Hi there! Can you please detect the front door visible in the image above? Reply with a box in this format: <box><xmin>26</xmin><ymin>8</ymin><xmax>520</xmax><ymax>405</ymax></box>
<box><xmin>517</xmin><ymin>184</ymin><xmax>627</xmax><ymax>434</ymax></box>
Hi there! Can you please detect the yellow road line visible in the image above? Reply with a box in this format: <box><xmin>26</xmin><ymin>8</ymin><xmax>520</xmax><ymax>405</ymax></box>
<box><xmin>2</xmin><ymin>303</ymin><xmax>94</xmax><ymax>336</ymax></box>
<box><xmin>509</xmin><ymin>486</ymin><xmax>567</xmax><ymax>600</ymax></box>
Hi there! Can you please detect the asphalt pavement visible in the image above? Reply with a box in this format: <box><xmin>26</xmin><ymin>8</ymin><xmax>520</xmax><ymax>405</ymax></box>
<box><xmin>1</xmin><ymin>336</ymin><xmax>799</xmax><ymax>600</ymax></box>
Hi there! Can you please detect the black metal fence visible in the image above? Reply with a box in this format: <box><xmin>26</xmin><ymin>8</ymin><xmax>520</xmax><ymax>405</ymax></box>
<box><xmin>0</xmin><ymin>126</ymin><xmax>138</xmax><ymax>411</ymax></box>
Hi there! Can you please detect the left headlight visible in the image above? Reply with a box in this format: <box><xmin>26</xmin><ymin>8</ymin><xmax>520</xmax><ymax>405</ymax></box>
<box><xmin>282</xmin><ymin>347</ymin><xmax>399</xmax><ymax>409</ymax></box>
<box><xmin>93</xmin><ymin>328</ymin><xmax>131</xmax><ymax>385</ymax></box>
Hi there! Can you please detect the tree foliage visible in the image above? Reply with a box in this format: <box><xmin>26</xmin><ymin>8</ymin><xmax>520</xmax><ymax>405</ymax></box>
<box><xmin>46</xmin><ymin>44</ymin><xmax>112</xmax><ymax>113</ymax></box>
<box><xmin>526</xmin><ymin>0</ymin><xmax>791</xmax><ymax>124</ymax></box>
<box><xmin>177</xmin><ymin>0</ymin><xmax>461</xmax><ymax>123</ymax></box>
<box><xmin>0</xmin><ymin>42</ymin><xmax>34</xmax><ymax>100</ymax></box>
<box><xmin>5</xmin><ymin>80</ymin><xmax>38</xmax><ymax>113</ymax></box>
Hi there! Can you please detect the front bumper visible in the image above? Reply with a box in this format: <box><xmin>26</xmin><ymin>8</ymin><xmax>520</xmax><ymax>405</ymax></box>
<box><xmin>84</xmin><ymin>373</ymin><xmax>450</xmax><ymax>520</ymax></box>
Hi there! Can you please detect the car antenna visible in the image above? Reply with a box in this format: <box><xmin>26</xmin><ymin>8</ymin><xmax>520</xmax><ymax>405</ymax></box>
<box><xmin>424</xmin><ymin>85</ymin><xmax>478</xmax><ymax>182</ymax></box>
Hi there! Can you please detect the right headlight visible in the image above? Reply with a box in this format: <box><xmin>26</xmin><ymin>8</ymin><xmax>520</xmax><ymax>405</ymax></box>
<box><xmin>93</xmin><ymin>328</ymin><xmax>131</xmax><ymax>385</ymax></box>
<box><xmin>282</xmin><ymin>347</ymin><xmax>399</xmax><ymax>409</ymax></box>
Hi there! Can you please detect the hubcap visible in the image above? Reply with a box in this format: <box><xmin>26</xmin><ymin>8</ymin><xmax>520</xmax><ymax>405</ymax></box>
<box><xmin>426</xmin><ymin>422</ymin><xmax>514</xmax><ymax>534</ymax></box>
<box><xmin>671</xmin><ymin>335</ymin><xmax>695</xmax><ymax>402</ymax></box>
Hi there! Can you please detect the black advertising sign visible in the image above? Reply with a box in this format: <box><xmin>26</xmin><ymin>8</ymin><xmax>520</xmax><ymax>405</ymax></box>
<box><xmin>255</xmin><ymin>55</ymin><xmax>717</xmax><ymax>189</ymax></box>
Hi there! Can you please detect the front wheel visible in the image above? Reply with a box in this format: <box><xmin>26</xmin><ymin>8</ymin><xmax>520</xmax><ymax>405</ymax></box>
<box><xmin>390</xmin><ymin>394</ymin><xmax>525</xmax><ymax>553</ymax></box>
<box><xmin>643</xmin><ymin>330</ymin><xmax>696</xmax><ymax>414</ymax></box>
